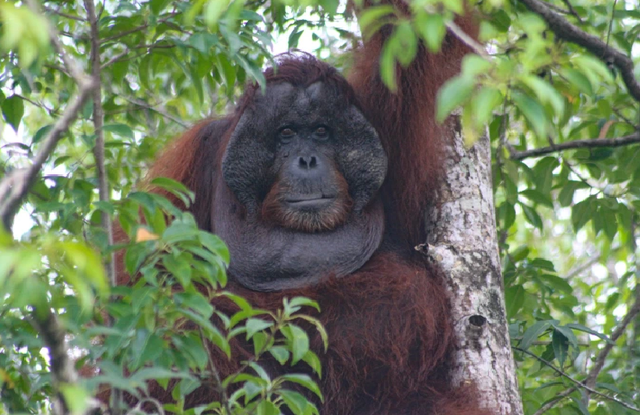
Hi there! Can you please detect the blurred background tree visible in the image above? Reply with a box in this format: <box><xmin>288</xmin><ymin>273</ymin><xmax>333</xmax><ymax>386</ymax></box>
<box><xmin>0</xmin><ymin>0</ymin><xmax>639</xmax><ymax>414</ymax></box>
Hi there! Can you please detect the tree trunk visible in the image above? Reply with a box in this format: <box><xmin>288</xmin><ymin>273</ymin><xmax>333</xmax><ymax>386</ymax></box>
<box><xmin>425</xmin><ymin>118</ymin><xmax>524</xmax><ymax>415</ymax></box>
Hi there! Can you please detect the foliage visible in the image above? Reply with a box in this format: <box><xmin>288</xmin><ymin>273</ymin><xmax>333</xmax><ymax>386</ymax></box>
<box><xmin>476</xmin><ymin>2</ymin><xmax>640</xmax><ymax>415</ymax></box>
<box><xmin>0</xmin><ymin>0</ymin><xmax>639</xmax><ymax>414</ymax></box>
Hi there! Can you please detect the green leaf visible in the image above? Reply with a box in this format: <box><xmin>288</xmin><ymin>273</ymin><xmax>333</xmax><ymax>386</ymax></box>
<box><xmin>269</xmin><ymin>346</ymin><xmax>290</xmax><ymax>365</ymax></box>
<box><xmin>32</xmin><ymin>124</ymin><xmax>53</xmax><ymax>144</ymax></box>
<box><xmin>551</xmin><ymin>324</ymin><xmax>579</xmax><ymax>349</ymax></box>
<box><xmin>558</xmin><ymin>181</ymin><xmax>588</xmax><ymax>207</ymax></box>
<box><xmin>102</xmin><ymin>123</ymin><xmax>134</xmax><ymax>139</ymax></box>
<box><xmin>521</xmin><ymin>320</ymin><xmax>554</xmax><ymax>350</ymax></box>
<box><xmin>280</xmin><ymin>374</ymin><xmax>323</xmax><ymax>400</ymax></box>
<box><xmin>520</xmin><ymin>189</ymin><xmax>553</xmax><ymax>208</ymax></box>
<box><xmin>245</xmin><ymin>318</ymin><xmax>273</xmax><ymax>340</ymax></box>
<box><xmin>521</xmin><ymin>204</ymin><xmax>543</xmax><ymax>229</ymax></box>
<box><xmin>520</xmin><ymin>75</ymin><xmax>565</xmax><ymax>117</ymax></box>
<box><xmin>565</xmin><ymin>323</ymin><xmax>613</xmax><ymax>344</ymax></box>
<box><xmin>278</xmin><ymin>390</ymin><xmax>318</xmax><ymax>415</ymax></box>
<box><xmin>285</xmin><ymin>296</ymin><xmax>320</xmax><ymax>313</ymax></box>
<box><xmin>204</xmin><ymin>0</ymin><xmax>231</xmax><ymax>27</ymax></box>
<box><xmin>59</xmin><ymin>384</ymin><xmax>91</xmax><ymax>415</ymax></box>
<box><xmin>175</xmin><ymin>292</ymin><xmax>214</xmax><ymax>318</ymax></box>
<box><xmin>436</xmin><ymin>75</ymin><xmax>475</xmax><ymax>123</ymax></box>
<box><xmin>128</xmin><ymin>191</ymin><xmax>157</xmax><ymax>213</ymax></box>
<box><xmin>600</xmin><ymin>207</ymin><xmax>617</xmax><ymax>241</ymax></box>
<box><xmin>471</xmin><ymin>86</ymin><xmax>504</xmax><ymax>128</ymax></box>
<box><xmin>124</xmin><ymin>241</ymin><xmax>153</xmax><ymax>276</ymax></box>
<box><xmin>392</xmin><ymin>22</ymin><xmax>417</xmax><ymax>68</ymax></box>
<box><xmin>511</xmin><ymin>91</ymin><xmax>548</xmax><ymax>138</ymax></box>
<box><xmin>573</xmin><ymin>55</ymin><xmax>615</xmax><ymax>85</ymax></box>
<box><xmin>216</xmin><ymin>53</ymin><xmax>236</xmax><ymax>92</ymax></box>
<box><xmin>281</xmin><ymin>324</ymin><xmax>309</xmax><ymax>365</ymax></box>
<box><xmin>538</xmin><ymin>274</ymin><xmax>572</xmax><ymax>294</ymax></box>
<box><xmin>295</xmin><ymin>315</ymin><xmax>328</xmax><ymax>352</ymax></box>
<box><xmin>415</xmin><ymin>13</ymin><xmax>446</xmax><ymax>53</ymax></box>
<box><xmin>380</xmin><ymin>38</ymin><xmax>397</xmax><ymax>93</ymax></box>
<box><xmin>288</xmin><ymin>30</ymin><xmax>303</xmax><ymax>50</ymax></box>
<box><xmin>498</xmin><ymin>202</ymin><xmax>516</xmax><ymax>229</ymax></box>
<box><xmin>302</xmin><ymin>350</ymin><xmax>322</xmax><ymax>377</ymax></box>
<box><xmin>358</xmin><ymin>6</ymin><xmax>395</xmax><ymax>39</ymax></box>
<box><xmin>505</xmin><ymin>285</ymin><xmax>525</xmax><ymax>317</ymax></box>
<box><xmin>198</xmin><ymin>231</ymin><xmax>230</xmax><ymax>264</ymax></box>
<box><xmin>257</xmin><ymin>400</ymin><xmax>279</xmax><ymax>415</ymax></box>
<box><xmin>130</xmin><ymin>367</ymin><xmax>193</xmax><ymax>383</ymax></box>
<box><xmin>150</xmin><ymin>0</ymin><xmax>173</xmax><ymax>14</ymax></box>
<box><xmin>162</xmin><ymin>222</ymin><xmax>200</xmax><ymax>244</ymax></box>
<box><xmin>559</xmin><ymin>68</ymin><xmax>593</xmax><ymax>96</ymax></box>
<box><xmin>2</xmin><ymin>95</ymin><xmax>24</xmax><ymax>132</ymax></box>
<box><xmin>150</xmin><ymin>177</ymin><xmax>195</xmax><ymax>207</ymax></box>
<box><xmin>551</xmin><ymin>329</ymin><xmax>569</xmax><ymax>368</ymax></box>
<box><xmin>461</xmin><ymin>55</ymin><xmax>492</xmax><ymax>78</ymax></box>
<box><xmin>571</xmin><ymin>197</ymin><xmax>594</xmax><ymax>232</ymax></box>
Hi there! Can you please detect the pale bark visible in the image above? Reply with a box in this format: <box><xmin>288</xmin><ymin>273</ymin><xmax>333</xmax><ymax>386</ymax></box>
<box><xmin>425</xmin><ymin>118</ymin><xmax>523</xmax><ymax>415</ymax></box>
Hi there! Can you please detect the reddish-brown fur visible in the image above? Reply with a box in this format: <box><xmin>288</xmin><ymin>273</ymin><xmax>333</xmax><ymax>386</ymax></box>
<box><xmin>117</xmin><ymin>9</ymin><xmax>490</xmax><ymax>415</ymax></box>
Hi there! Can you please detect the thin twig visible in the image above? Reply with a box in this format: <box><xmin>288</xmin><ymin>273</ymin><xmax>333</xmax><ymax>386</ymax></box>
<box><xmin>43</xmin><ymin>5</ymin><xmax>85</xmax><ymax>22</ymax></box>
<box><xmin>510</xmin><ymin>132</ymin><xmax>640</xmax><ymax>160</ymax></box>
<box><xmin>560</xmin><ymin>0</ymin><xmax>583</xmax><ymax>23</ymax></box>
<box><xmin>612</xmin><ymin>108</ymin><xmax>637</xmax><ymax>127</ymax></box>
<box><xmin>101</xmin><ymin>43</ymin><xmax>176</xmax><ymax>69</ymax></box>
<box><xmin>15</xmin><ymin>94</ymin><xmax>56</xmax><ymax>115</ymax></box>
<box><xmin>532</xmin><ymin>387</ymin><xmax>577</xmax><ymax>415</ymax></box>
<box><xmin>564</xmin><ymin>245</ymin><xmax>622</xmax><ymax>280</ymax></box>
<box><xmin>519</xmin><ymin>0</ymin><xmax>640</xmax><ymax>102</ymax></box>
<box><xmin>100</xmin><ymin>48</ymin><xmax>130</xmax><ymax>69</ymax></box>
<box><xmin>100</xmin><ymin>14</ymin><xmax>177</xmax><ymax>44</ymax></box>
<box><xmin>513</xmin><ymin>346</ymin><xmax>640</xmax><ymax>412</ymax></box>
<box><xmin>200</xmin><ymin>327</ymin><xmax>233</xmax><ymax>415</ymax></box>
<box><xmin>544</xmin><ymin>3</ymin><xmax>572</xmax><ymax>16</ymax></box>
<box><xmin>604</xmin><ymin>0</ymin><xmax>618</xmax><ymax>50</ymax></box>
<box><xmin>45</xmin><ymin>63</ymin><xmax>71</xmax><ymax>78</ymax></box>
<box><xmin>121</xmin><ymin>96</ymin><xmax>190</xmax><ymax>128</ymax></box>
<box><xmin>445</xmin><ymin>20</ymin><xmax>490</xmax><ymax>59</ymax></box>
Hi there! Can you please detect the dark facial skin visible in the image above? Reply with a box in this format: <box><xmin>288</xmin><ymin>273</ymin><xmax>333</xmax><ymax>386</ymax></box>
<box><xmin>261</xmin><ymin>122</ymin><xmax>353</xmax><ymax>233</ymax></box>
<box><xmin>218</xmin><ymin>81</ymin><xmax>387</xmax><ymax>291</ymax></box>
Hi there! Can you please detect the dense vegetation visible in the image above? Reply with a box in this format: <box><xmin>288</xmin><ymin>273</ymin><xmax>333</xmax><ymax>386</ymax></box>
<box><xmin>0</xmin><ymin>0</ymin><xmax>639</xmax><ymax>414</ymax></box>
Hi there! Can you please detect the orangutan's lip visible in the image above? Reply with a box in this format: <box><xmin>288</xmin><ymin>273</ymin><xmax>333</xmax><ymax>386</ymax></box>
<box><xmin>286</xmin><ymin>195</ymin><xmax>335</xmax><ymax>208</ymax></box>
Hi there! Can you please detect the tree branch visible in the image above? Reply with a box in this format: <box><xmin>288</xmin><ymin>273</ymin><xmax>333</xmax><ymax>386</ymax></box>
<box><xmin>564</xmin><ymin>245</ymin><xmax>621</xmax><ymax>280</ymax></box>
<box><xmin>519</xmin><ymin>0</ymin><xmax>640</xmax><ymax>103</ymax></box>
<box><xmin>84</xmin><ymin>2</ymin><xmax>121</xmax><ymax>413</ymax></box>
<box><xmin>84</xmin><ymin>0</ymin><xmax>114</xmax><ymax>284</ymax></box>
<box><xmin>0</xmin><ymin>85</ymin><xmax>94</xmax><ymax>230</ymax></box>
<box><xmin>100</xmin><ymin>48</ymin><xmax>130</xmax><ymax>69</ymax></box>
<box><xmin>583</xmin><ymin>286</ymin><xmax>640</xmax><ymax>397</ymax></box>
<box><xmin>445</xmin><ymin>20</ymin><xmax>490</xmax><ymax>59</ymax></box>
<box><xmin>510</xmin><ymin>132</ymin><xmax>640</xmax><ymax>160</ymax></box>
<box><xmin>30</xmin><ymin>309</ymin><xmax>98</xmax><ymax>415</ymax></box>
<box><xmin>514</xmin><ymin>346</ymin><xmax>640</xmax><ymax>412</ymax></box>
